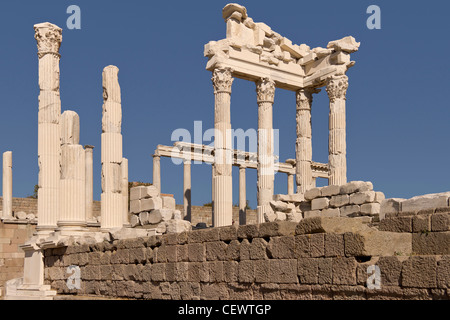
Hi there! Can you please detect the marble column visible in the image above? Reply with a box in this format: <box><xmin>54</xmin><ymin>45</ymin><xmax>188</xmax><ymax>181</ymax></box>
<box><xmin>84</xmin><ymin>145</ymin><xmax>94</xmax><ymax>223</ymax></box>
<box><xmin>58</xmin><ymin>111</ymin><xmax>86</xmax><ymax>231</ymax></box>
<box><xmin>153</xmin><ymin>154</ymin><xmax>161</xmax><ymax>193</ymax></box>
<box><xmin>239</xmin><ymin>164</ymin><xmax>246</xmax><ymax>225</ymax></box>
<box><xmin>295</xmin><ymin>88</ymin><xmax>318</xmax><ymax>194</ymax></box>
<box><xmin>2</xmin><ymin>151</ymin><xmax>12</xmax><ymax>219</ymax></box>
<box><xmin>256</xmin><ymin>77</ymin><xmax>276</xmax><ymax>224</ymax></box>
<box><xmin>34</xmin><ymin>23</ymin><xmax>62</xmax><ymax>233</ymax></box>
<box><xmin>287</xmin><ymin>173</ymin><xmax>294</xmax><ymax>195</ymax></box>
<box><xmin>121</xmin><ymin>157</ymin><xmax>129</xmax><ymax>226</ymax></box>
<box><xmin>211</xmin><ymin>163</ymin><xmax>215</xmax><ymax>220</ymax></box>
<box><xmin>183</xmin><ymin>159</ymin><xmax>191</xmax><ymax>221</ymax></box>
<box><xmin>211</xmin><ymin>67</ymin><xmax>233</xmax><ymax>227</ymax></box>
<box><xmin>326</xmin><ymin>75</ymin><xmax>348</xmax><ymax>186</ymax></box>
<box><xmin>101</xmin><ymin>65</ymin><xmax>123</xmax><ymax>230</ymax></box>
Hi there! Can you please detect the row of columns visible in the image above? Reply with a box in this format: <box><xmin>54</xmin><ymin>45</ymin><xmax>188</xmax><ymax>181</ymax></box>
<box><xmin>33</xmin><ymin>22</ymin><xmax>129</xmax><ymax>234</ymax></box>
<box><xmin>209</xmin><ymin>68</ymin><xmax>349</xmax><ymax>227</ymax></box>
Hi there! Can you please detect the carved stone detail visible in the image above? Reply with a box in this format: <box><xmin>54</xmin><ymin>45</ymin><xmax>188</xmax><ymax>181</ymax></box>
<box><xmin>211</xmin><ymin>67</ymin><xmax>234</xmax><ymax>94</ymax></box>
<box><xmin>326</xmin><ymin>75</ymin><xmax>349</xmax><ymax>102</ymax></box>
<box><xmin>256</xmin><ymin>77</ymin><xmax>275</xmax><ymax>103</ymax></box>
<box><xmin>34</xmin><ymin>22</ymin><xmax>62</xmax><ymax>58</ymax></box>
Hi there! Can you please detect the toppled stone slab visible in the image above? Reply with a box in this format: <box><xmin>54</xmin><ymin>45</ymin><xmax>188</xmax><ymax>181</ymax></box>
<box><xmin>166</xmin><ymin>219</ymin><xmax>192</xmax><ymax>234</ymax></box>
<box><xmin>401</xmin><ymin>192</ymin><xmax>450</xmax><ymax>213</ymax></box>
<box><xmin>344</xmin><ymin>230</ymin><xmax>412</xmax><ymax>257</ymax></box>
<box><xmin>295</xmin><ymin>217</ymin><xmax>371</xmax><ymax>235</ymax></box>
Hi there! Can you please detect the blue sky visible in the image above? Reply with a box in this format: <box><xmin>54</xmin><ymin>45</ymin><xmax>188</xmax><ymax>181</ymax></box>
<box><xmin>0</xmin><ymin>0</ymin><xmax>449</xmax><ymax>209</ymax></box>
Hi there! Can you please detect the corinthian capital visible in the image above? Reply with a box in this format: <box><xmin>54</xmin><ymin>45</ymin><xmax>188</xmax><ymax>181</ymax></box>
<box><xmin>212</xmin><ymin>67</ymin><xmax>234</xmax><ymax>94</ymax></box>
<box><xmin>256</xmin><ymin>77</ymin><xmax>275</xmax><ymax>103</ymax></box>
<box><xmin>326</xmin><ymin>75</ymin><xmax>349</xmax><ymax>102</ymax></box>
<box><xmin>34</xmin><ymin>22</ymin><xmax>62</xmax><ymax>58</ymax></box>
<box><xmin>296</xmin><ymin>87</ymin><xmax>320</xmax><ymax>111</ymax></box>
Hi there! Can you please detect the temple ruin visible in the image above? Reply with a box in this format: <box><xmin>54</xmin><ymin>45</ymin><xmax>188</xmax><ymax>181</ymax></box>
<box><xmin>0</xmin><ymin>4</ymin><xmax>448</xmax><ymax>300</ymax></box>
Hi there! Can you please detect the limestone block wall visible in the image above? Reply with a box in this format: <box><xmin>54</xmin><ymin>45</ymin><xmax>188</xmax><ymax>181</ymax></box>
<box><xmin>43</xmin><ymin>218</ymin><xmax>449</xmax><ymax>300</ymax></box>
<box><xmin>176</xmin><ymin>205</ymin><xmax>257</xmax><ymax>227</ymax></box>
<box><xmin>0</xmin><ymin>221</ymin><xmax>36</xmax><ymax>297</ymax></box>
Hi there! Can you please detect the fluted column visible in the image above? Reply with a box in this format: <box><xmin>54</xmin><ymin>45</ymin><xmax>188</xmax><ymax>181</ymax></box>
<box><xmin>121</xmin><ymin>157</ymin><xmax>129</xmax><ymax>226</ymax></box>
<box><xmin>2</xmin><ymin>151</ymin><xmax>12</xmax><ymax>219</ymax></box>
<box><xmin>211</xmin><ymin>67</ymin><xmax>234</xmax><ymax>227</ymax></box>
<box><xmin>153</xmin><ymin>154</ymin><xmax>161</xmax><ymax>193</ymax></box>
<box><xmin>84</xmin><ymin>145</ymin><xmax>94</xmax><ymax>223</ymax></box>
<box><xmin>183</xmin><ymin>159</ymin><xmax>191</xmax><ymax>221</ymax></box>
<box><xmin>295</xmin><ymin>88</ymin><xmax>319</xmax><ymax>194</ymax></box>
<box><xmin>34</xmin><ymin>23</ymin><xmax>62</xmax><ymax>233</ymax></box>
<box><xmin>101</xmin><ymin>65</ymin><xmax>123</xmax><ymax>230</ymax></box>
<box><xmin>58</xmin><ymin>111</ymin><xmax>86</xmax><ymax>231</ymax></box>
<box><xmin>326</xmin><ymin>75</ymin><xmax>348</xmax><ymax>186</ymax></box>
<box><xmin>239</xmin><ymin>164</ymin><xmax>246</xmax><ymax>225</ymax></box>
<box><xmin>256</xmin><ymin>77</ymin><xmax>275</xmax><ymax>224</ymax></box>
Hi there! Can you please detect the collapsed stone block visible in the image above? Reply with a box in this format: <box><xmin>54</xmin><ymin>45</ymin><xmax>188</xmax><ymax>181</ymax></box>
<box><xmin>349</xmin><ymin>191</ymin><xmax>376</xmax><ymax>205</ymax></box>
<box><xmin>340</xmin><ymin>181</ymin><xmax>373</xmax><ymax>195</ymax></box>
<box><xmin>162</xmin><ymin>196</ymin><xmax>176</xmax><ymax>210</ymax></box>
<box><xmin>141</xmin><ymin>197</ymin><xmax>162</xmax><ymax>211</ymax></box>
<box><xmin>311</xmin><ymin>197</ymin><xmax>329</xmax><ymax>210</ymax></box>
<box><xmin>401</xmin><ymin>192</ymin><xmax>450</xmax><ymax>213</ymax></box>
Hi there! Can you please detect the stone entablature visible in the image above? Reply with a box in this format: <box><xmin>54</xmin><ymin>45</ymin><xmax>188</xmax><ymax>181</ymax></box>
<box><xmin>204</xmin><ymin>3</ymin><xmax>359</xmax><ymax>90</ymax></box>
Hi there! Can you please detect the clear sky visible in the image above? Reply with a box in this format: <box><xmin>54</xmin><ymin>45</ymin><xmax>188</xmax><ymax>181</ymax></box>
<box><xmin>0</xmin><ymin>0</ymin><xmax>449</xmax><ymax>209</ymax></box>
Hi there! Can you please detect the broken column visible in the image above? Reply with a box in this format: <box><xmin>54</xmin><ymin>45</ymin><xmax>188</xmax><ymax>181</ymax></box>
<box><xmin>296</xmin><ymin>88</ymin><xmax>318</xmax><ymax>194</ymax></box>
<box><xmin>101</xmin><ymin>65</ymin><xmax>123</xmax><ymax>230</ymax></box>
<box><xmin>2</xmin><ymin>151</ymin><xmax>12</xmax><ymax>219</ymax></box>
<box><xmin>287</xmin><ymin>173</ymin><xmax>294</xmax><ymax>195</ymax></box>
<box><xmin>58</xmin><ymin>111</ymin><xmax>86</xmax><ymax>231</ymax></box>
<box><xmin>153</xmin><ymin>153</ymin><xmax>161</xmax><ymax>193</ymax></box>
<box><xmin>34</xmin><ymin>22</ymin><xmax>63</xmax><ymax>233</ymax></box>
<box><xmin>211</xmin><ymin>67</ymin><xmax>234</xmax><ymax>227</ymax></box>
<box><xmin>256</xmin><ymin>77</ymin><xmax>276</xmax><ymax>223</ymax></box>
<box><xmin>183</xmin><ymin>158</ymin><xmax>191</xmax><ymax>221</ymax></box>
<box><xmin>326</xmin><ymin>75</ymin><xmax>348</xmax><ymax>186</ymax></box>
<box><xmin>84</xmin><ymin>145</ymin><xmax>95</xmax><ymax>223</ymax></box>
<box><xmin>121</xmin><ymin>157</ymin><xmax>129</xmax><ymax>226</ymax></box>
<box><xmin>239</xmin><ymin>163</ymin><xmax>246</xmax><ymax>225</ymax></box>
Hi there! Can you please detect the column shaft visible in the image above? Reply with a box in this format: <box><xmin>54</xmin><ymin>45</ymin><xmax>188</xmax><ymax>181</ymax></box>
<box><xmin>183</xmin><ymin>160</ymin><xmax>191</xmax><ymax>221</ymax></box>
<box><xmin>121</xmin><ymin>158</ymin><xmax>129</xmax><ymax>226</ymax></box>
<box><xmin>2</xmin><ymin>151</ymin><xmax>12</xmax><ymax>218</ymax></box>
<box><xmin>287</xmin><ymin>173</ymin><xmax>294</xmax><ymax>195</ymax></box>
<box><xmin>212</xmin><ymin>68</ymin><xmax>233</xmax><ymax>227</ymax></box>
<box><xmin>256</xmin><ymin>77</ymin><xmax>275</xmax><ymax>224</ymax></box>
<box><xmin>239</xmin><ymin>165</ymin><xmax>246</xmax><ymax>225</ymax></box>
<box><xmin>153</xmin><ymin>155</ymin><xmax>161</xmax><ymax>193</ymax></box>
<box><xmin>295</xmin><ymin>88</ymin><xmax>317</xmax><ymax>194</ymax></box>
<box><xmin>101</xmin><ymin>65</ymin><xmax>123</xmax><ymax>229</ymax></box>
<box><xmin>326</xmin><ymin>75</ymin><xmax>348</xmax><ymax>186</ymax></box>
<box><xmin>34</xmin><ymin>23</ymin><xmax>62</xmax><ymax>232</ymax></box>
<box><xmin>84</xmin><ymin>146</ymin><xmax>94</xmax><ymax>222</ymax></box>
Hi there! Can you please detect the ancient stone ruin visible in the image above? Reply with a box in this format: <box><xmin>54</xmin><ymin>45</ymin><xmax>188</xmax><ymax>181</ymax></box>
<box><xmin>0</xmin><ymin>4</ymin><xmax>448</xmax><ymax>300</ymax></box>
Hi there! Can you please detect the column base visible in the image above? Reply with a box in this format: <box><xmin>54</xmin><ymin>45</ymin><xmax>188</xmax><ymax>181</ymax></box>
<box><xmin>4</xmin><ymin>278</ymin><xmax>56</xmax><ymax>300</ymax></box>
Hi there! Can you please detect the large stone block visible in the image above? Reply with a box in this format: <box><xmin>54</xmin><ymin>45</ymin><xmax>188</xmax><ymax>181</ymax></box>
<box><xmin>401</xmin><ymin>192</ymin><xmax>450</xmax><ymax>213</ymax></box>
<box><xmin>431</xmin><ymin>213</ymin><xmax>450</xmax><ymax>232</ymax></box>
<box><xmin>166</xmin><ymin>220</ymin><xmax>192</xmax><ymax>234</ymax></box>
<box><xmin>339</xmin><ymin>205</ymin><xmax>360</xmax><ymax>217</ymax></box>
<box><xmin>360</xmin><ymin>203</ymin><xmax>380</xmax><ymax>216</ymax></box>
<box><xmin>142</xmin><ymin>185</ymin><xmax>160</xmax><ymax>199</ymax></box>
<box><xmin>162</xmin><ymin>196</ymin><xmax>176</xmax><ymax>210</ymax></box>
<box><xmin>295</xmin><ymin>217</ymin><xmax>370</xmax><ymax>235</ymax></box>
<box><xmin>349</xmin><ymin>191</ymin><xmax>376</xmax><ymax>205</ymax></box>
<box><xmin>332</xmin><ymin>257</ymin><xmax>357</xmax><ymax>285</ymax></box>
<box><xmin>329</xmin><ymin>194</ymin><xmax>349</xmax><ymax>208</ymax></box>
<box><xmin>130</xmin><ymin>199</ymin><xmax>141</xmax><ymax>214</ymax></box>
<box><xmin>141</xmin><ymin>197</ymin><xmax>162</xmax><ymax>211</ymax></box>
<box><xmin>311</xmin><ymin>197</ymin><xmax>329</xmax><ymax>210</ymax></box>
<box><xmin>321</xmin><ymin>185</ymin><xmax>341</xmax><ymax>197</ymax></box>
<box><xmin>258</xmin><ymin>221</ymin><xmax>297</xmax><ymax>237</ymax></box>
<box><xmin>379</xmin><ymin>217</ymin><xmax>412</xmax><ymax>233</ymax></box>
<box><xmin>267</xmin><ymin>236</ymin><xmax>294</xmax><ymax>259</ymax></box>
<box><xmin>324</xmin><ymin>234</ymin><xmax>345</xmax><ymax>257</ymax></box>
<box><xmin>344</xmin><ymin>230</ymin><xmax>412</xmax><ymax>257</ymax></box>
<box><xmin>340</xmin><ymin>181</ymin><xmax>373</xmax><ymax>194</ymax></box>
<box><xmin>269</xmin><ymin>259</ymin><xmax>298</xmax><ymax>283</ymax></box>
<box><xmin>402</xmin><ymin>256</ymin><xmax>437</xmax><ymax>288</ymax></box>
<box><xmin>304</xmin><ymin>188</ymin><xmax>321</xmax><ymax>201</ymax></box>
<box><xmin>412</xmin><ymin>232</ymin><xmax>450</xmax><ymax>255</ymax></box>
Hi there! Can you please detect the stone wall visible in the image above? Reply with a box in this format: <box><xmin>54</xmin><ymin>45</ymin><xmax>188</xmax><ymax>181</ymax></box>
<box><xmin>42</xmin><ymin>217</ymin><xmax>449</xmax><ymax>300</ymax></box>
<box><xmin>0</xmin><ymin>221</ymin><xmax>36</xmax><ymax>297</ymax></box>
